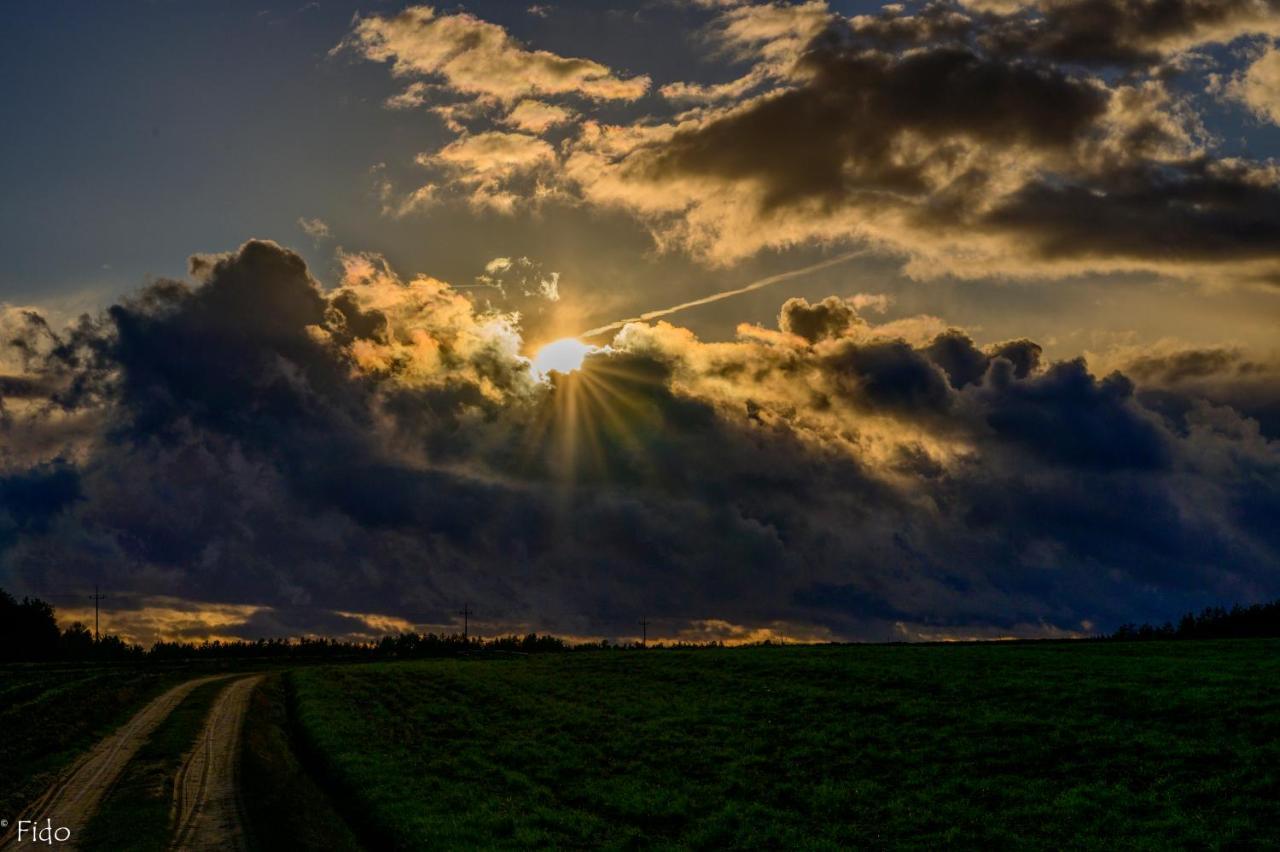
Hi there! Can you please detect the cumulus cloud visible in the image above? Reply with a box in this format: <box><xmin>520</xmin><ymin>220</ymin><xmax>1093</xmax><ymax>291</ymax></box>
<box><xmin>2</xmin><ymin>241</ymin><xmax>1277</xmax><ymax>642</ymax></box>
<box><xmin>779</xmin><ymin>295</ymin><xmax>867</xmax><ymax>343</ymax></box>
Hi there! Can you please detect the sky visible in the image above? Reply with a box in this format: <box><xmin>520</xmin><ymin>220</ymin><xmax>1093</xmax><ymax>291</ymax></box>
<box><xmin>1</xmin><ymin>0</ymin><xmax>1279</xmax><ymax>644</ymax></box>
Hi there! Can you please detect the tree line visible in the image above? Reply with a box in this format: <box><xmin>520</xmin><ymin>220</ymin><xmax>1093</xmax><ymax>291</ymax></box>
<box><xmin>1108</xmin><ymin>600</ymin><xmax>1280</xmax><ymax>641</ymax></box>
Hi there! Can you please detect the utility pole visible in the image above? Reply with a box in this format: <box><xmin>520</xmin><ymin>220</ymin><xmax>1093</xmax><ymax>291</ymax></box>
<box><xmin>88</xmin><ymin>585</ymin><xmax>107</xmax><ymax>643</ymax></box>
<box><xmin>639</xmin><ymin>617</ymin><xmax>649</xmax><ymax>649</ymax></box>
<box><xmin>458</xmin><ymin>603</ymin><xmax>473</xmax><ymax>641</ymax></box>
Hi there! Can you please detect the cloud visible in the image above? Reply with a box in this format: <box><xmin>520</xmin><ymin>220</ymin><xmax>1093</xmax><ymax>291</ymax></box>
<box><xmin>975</xmin><ymin>0</ymin><xmax>1280</xmax><ymax>66</ymax></box>
<box><xmin>384</xmin><ymin>80</ymin><xmax>433</xmax><ymax>110</ymax></box>
<box><xmin>0</xmin><ymin>462</ymin><xmax>80</xmax><ymax>532</ymax></box>
<box><xmin>1226</xmin><ymin>45</ymin><xmax>1280</xmax><ymax>125</ymax></box>
<box><xmin>476</xmin><ymin>256</ymin><xmax>561</xmax><ymax>303</ymax></box>
<box><xmin>661</xmin><ymin>0</ymin><xmax>830</xmax><ymax>104</ymax></box>
<box><xmin>778</xmin><ymin>295</ymin><xmax>866</xmax><ymax>343</ymax></box>
<box><xmin>342</xmin><ymin>2</ymin><xmax>1280</xmax><ymax>285</ymax></box>
<box><xmin>427</xmin><ymin>131</ymin><xmax>557</xmax><ymax>173</ymax></box>
<box><xmin>297</xmin><ymin>216</ymin><xmax>331</xmax><ymax>240</ymax></box>
<box><xmin>417</xmin><ymin>131</ymin><xmax>558</xmax><ymax>212</ymax></box>
<box><xmin>5</xmin><ymin>241</ymin><xmax>1276</xmax><ymax>642</ymax></box>
<box><xmin>1108</xmin><ymin>343</ymin><xmax>1280</xmax><ymax>439</ymax></box>
<box><xmin>551</xmin><ymin>6</ymin><xmax>1280</xmax><ymax>282</ymax></box>
<box><xmin>501</xmin><ymin>99</ymin><xmax>575</xmax><ymax>133</ymax></box>
<box><xmin>337</xmin><ymin>6</ymin><xmax>650</xmax><ymax>103</ymax></box>
<box><xmin>567</xmin><ymin>38</ymin><xmax>1116</xmax><ymax>265</ymax></box>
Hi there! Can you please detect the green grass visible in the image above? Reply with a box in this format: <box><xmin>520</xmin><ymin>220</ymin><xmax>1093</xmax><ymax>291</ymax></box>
<box><xmin>0</xmin><ymin>664</ymin><xmax>188</xmax><ymax>820</ymax></box>
<box><xmin>78</xmin><ymin>679</ymin><xmax>229</xmax><ymax>852</ymax></box>
<box><xmin>290</xmin><ymin>641</ymin><xmax>1280</xmax><ymax>850</ymax></box>
<box><xmin>241</xmin><ymin>674</ymin><xmax>362</xmax><ymax>852</ymax></box>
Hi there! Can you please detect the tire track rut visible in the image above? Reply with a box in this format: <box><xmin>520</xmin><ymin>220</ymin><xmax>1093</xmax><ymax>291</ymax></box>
<box><xmin>169</xmin><ymin>675</ymin><xmax>264</xmax><ymax>852</ymax></box>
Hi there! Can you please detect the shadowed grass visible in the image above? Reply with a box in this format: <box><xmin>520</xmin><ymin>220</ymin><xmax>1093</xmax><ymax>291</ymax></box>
<box><xmin>78</xmin><ymin>679</ymin><xmax>229</xmax><ymax>852</ymax></box>
<box><xmin>0</xmin><ymin>665</ymin><xmax>188</xmax><ymax>820</ymax></box>
<box><xmin>291</xmin><ymin>641</ymin><xmax>1280</xmax><ymax>850</ymax></box>
<box><xmin>241</xmin><ymin>674</ymin><xmax>362</xmax><ymax>852</ymax></box>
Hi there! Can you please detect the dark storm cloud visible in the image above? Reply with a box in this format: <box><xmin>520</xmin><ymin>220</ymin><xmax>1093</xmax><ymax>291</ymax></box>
<box><xmin>1</xmin><ymin>241</ymin><xmax>1278</xmax><ymax>641</ymax></box>
<box><xmin>823</xmin><ymin>339</ymin><xmax>956</xmax><ymax>415</ymax></box>
<box><xmin>1124</xmin><ymin>347</ymin><xmax>1280</xmax><ymax>439</ymax></box>
<box><xmin>987</xmin><ymin>339</ymin><xmax>1043</xmax><ymax>380</ymax></box>
<box><xmin>642</xmin><ymin>42</ymin><xmax>1107</xmax><ymax>207</ymax></box>
<box><xmin>851</xmin><ymin>1</ymin><xmax>1280</xmax><ymax>67</ymax></box>
<box><xmin>980</xmin><ymin>0</ymin><xmax>1280</xmax><ymax>67</ymax></box>
<box><xmin>215</xmin><ymin>607</ymin><xmax>388</xmax><ymax>641</ymax></box>
<box><xmin>978</xmin><ymin>359</ymin><xmax>1172</xmax><ymax>470</ymax></box>
<box><xmin>923</xmin><ymin>329</ymin><xmax>991</xmax><ymax>388</ymax></box>
<box><xmin>878</xmin><ymin>329</ymin><xmax>1041</xmax><ymax>391</ymax></box>
<box><xmin>1125</xmin><ymin>346</ymin><xmax>1253</xmax><ymax>383</ymax></box>
<box><xmin>980</xmin><ymin>158</ymin><xmax>1280</xmax><ymax>268</ymax></box>
<box><xmin>0</xmin><ymin>375</ymin><xmax>49</xmax><ymax>400</ymax></box>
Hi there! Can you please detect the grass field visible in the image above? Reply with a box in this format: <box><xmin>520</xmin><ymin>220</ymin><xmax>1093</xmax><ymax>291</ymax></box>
<box><xmin>289</xmin><ymin>641</ymin><xmax>1280</xmax><ymax>850</ymax></box>
<box><xmin>0</xmin><ymin>664</ymin><xmax>186</xmax><ymax>820</ymax></box>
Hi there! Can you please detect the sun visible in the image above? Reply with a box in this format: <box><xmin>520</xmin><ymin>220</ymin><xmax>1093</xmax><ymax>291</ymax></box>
<box><xmin>531</xmin><ymin>337</ymin><xmax>595</xmax><ymax>378</ymax></box>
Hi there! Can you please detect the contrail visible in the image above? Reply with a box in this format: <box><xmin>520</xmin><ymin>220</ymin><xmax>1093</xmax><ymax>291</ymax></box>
<box><xmin>578</xmin><ymin>248</ymin><xmax>870</xmax><ymax>339</ymax></box>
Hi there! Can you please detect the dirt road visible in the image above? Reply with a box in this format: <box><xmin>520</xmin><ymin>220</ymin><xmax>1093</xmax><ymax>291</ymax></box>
<box><xmin>0</xmin><ymin>675</ymin><xmax>230</xmax><ymax>850</ymax></box>
<box><xmin>169</xmin><ymin>675</ymin><xmax>265</xmax><ymax>852</ymax></box>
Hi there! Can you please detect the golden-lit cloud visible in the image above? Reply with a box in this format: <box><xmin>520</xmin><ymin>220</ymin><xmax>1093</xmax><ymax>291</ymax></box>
<box><xmin>661</xmin><ymin>0</ymin><xmax>830</xmax><ymax>103</ymax></box>
<box><xmin>332</xmin><ymin>247</ymin><xmax>528</xmax><ymax>393</ymax></box>
<box><xmin>346</xmin><ymin>1</ymin><xmax>1280</xmax><ymax>287</ymax></box>
<box><xmin>502</xmin><ymin>99</ymin><xmax>576</xmax><ymax>133</ymax></box>
<box><xmin>418</xmin><ymin>130</ymin><xmax>557</xmax><ymax>212</ymax></box>
<box><xmin>1227</xmin><ymin>45</ymin><xmax>1280</xmax><ymax>125</ymax></box>
<box><xmin>337</xmin><ymin>5</ymin><xmax>650</xmax><ymax>103</ymax></box>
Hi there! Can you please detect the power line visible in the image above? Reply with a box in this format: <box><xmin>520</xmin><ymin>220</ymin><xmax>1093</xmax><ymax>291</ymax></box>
<box><xmin>29</xmin><ymin>586</ymin><xmax>109</xmax><ymax>642</ymax></box>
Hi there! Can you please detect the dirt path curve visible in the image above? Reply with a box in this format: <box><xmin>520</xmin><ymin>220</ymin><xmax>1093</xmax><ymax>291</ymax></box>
<box><xmin>0</xmin><ymin>675</ymin><xmax>231</xmax><ymax>851</ymax></box>
<box><xmin>169</xmin><ymin>675</ymin><xmax>264</xmax><ymax>852</ymax></box>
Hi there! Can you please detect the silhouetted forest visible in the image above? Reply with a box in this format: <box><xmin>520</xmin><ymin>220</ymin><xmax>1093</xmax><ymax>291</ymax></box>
<box><xmin>1109</xmin><ymin>601</ymin><xmax>1280</xmax><ymax>641</ymax></box>
<box><xmin>0</xmin><ymin>589</ymin><xmax>142</xmax><ymax>661</ymax></box>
